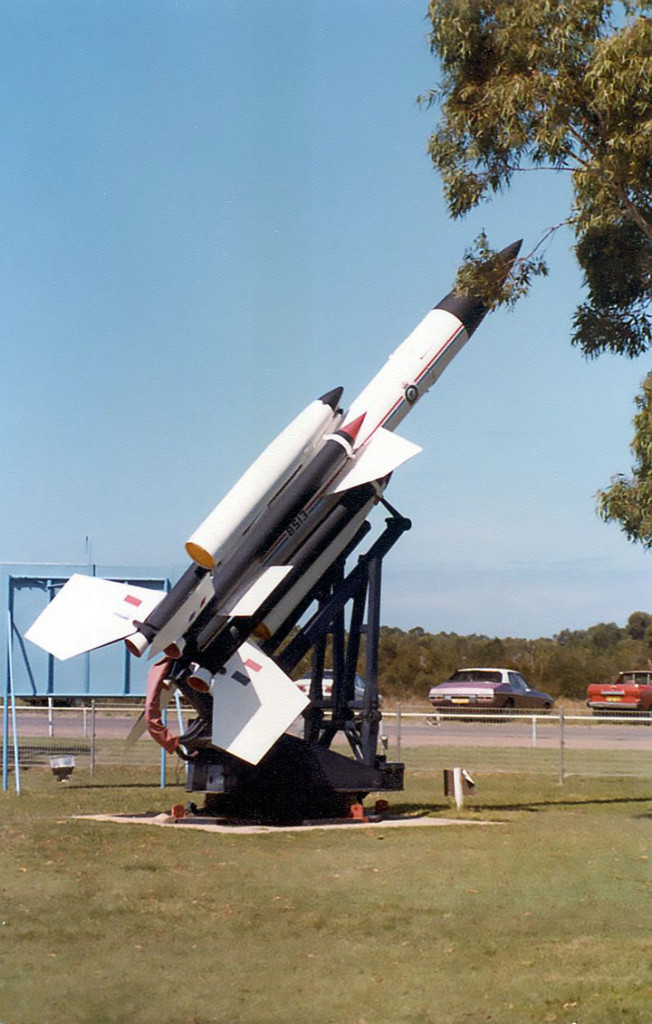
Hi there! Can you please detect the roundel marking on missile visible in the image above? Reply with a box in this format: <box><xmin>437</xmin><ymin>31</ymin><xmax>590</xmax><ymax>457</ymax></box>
<box><xmin>405</xmin><ymin>384</ymin><xmax>419</xmax><ymax>404</ymax></box>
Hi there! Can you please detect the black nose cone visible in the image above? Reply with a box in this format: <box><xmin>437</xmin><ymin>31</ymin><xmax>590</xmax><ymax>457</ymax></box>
<box><xmin>435</xmin><ymin>239</ymin><xmax>523</xmax><ymax>336</ymax></box>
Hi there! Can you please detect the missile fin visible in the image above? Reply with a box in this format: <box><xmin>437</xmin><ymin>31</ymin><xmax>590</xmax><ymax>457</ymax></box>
<box><xmin>211</xmin><ymin>640</ymin><xmax>309</xmax><ymax>764</ymax></box>
<box><xmin>24</xmin><ymin>575</ymin><xmax>164</xmax><ymax>661</ymax></box>
<box><xmin>124</xmin><ymin>682</ymin><xmax>176</xmax><ymax>749</ymax></box>
<box><xmin>327</xmin><ymin>427</ymin><xmax>422</xmax><ymax>494</ymax></box>
<box><xmin>219</xmin><ymin>564</ymin><xmax>294</xmax><ymax>617</ymax></box>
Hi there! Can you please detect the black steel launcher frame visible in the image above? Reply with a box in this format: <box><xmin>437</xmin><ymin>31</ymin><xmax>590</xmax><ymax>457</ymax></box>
<box><xmin>183</xmin><ymin>501</ymin><xmax>411</xmax><ymax>820</ymax></box>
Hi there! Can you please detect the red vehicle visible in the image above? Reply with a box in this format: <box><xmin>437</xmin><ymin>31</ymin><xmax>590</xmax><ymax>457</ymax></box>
<box><xmin>586</xmin><ymin>671</ymin><xmax>652</xmax><ymax>714</ymax></box>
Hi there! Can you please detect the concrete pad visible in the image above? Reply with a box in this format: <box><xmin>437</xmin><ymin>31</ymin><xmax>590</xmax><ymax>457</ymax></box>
<box><xmin>75</xmin><ymin>812</ymin><xmax>499</xmax><ymax>835</ymax></box>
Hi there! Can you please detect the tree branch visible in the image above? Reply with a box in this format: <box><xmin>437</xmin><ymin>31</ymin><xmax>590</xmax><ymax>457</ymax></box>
<box><xmin>615</xmin><ymin>185</ymin><xmax>652</xmax><ymax>241</ymax></box>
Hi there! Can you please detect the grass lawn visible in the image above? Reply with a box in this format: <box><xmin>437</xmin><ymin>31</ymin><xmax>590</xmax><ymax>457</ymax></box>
<box><xmin>1</xmin><ymin>756</ymin><xmax>651</xmax><ymax>1024</ymax></box>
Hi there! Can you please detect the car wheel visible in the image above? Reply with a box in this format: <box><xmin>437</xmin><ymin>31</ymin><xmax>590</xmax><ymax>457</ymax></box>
<box><xmin>503</xmin><ymin>697</ymin><xmax>515</xmax><ymax>717</ymax></box>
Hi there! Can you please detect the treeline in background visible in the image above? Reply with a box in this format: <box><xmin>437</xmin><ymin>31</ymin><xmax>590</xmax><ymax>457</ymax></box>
<box><xmin>376</xmin><ymin>612</ymin><xmax>652</xmax><ymax>702</ymax></box>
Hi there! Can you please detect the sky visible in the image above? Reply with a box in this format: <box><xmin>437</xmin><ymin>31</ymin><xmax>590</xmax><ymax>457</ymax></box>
<box><xmin>0</xmin><ymin>0</ymin><xmax>649</xmax><ymax>640</ymax></box>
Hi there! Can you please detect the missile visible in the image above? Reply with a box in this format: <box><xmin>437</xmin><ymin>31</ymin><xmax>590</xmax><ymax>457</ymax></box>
<box><xmin>326</xmin><ymin>239</ymin><xmax>523</xmax><ymax>492</ymax></box>
<box><xmin>25</xmin><ymin>241</ymin><xmax>522</xmax><ymax>763</ymax></box>
<box><xmin>125</xmin><ymin>388</ymin><xmax>343</xmax><ymax>658</ymax></box>
<box><xmin>196</xmin><ymin>482</ymin><xmax>379</xmax><ymax>673</ymax></box>
<box><xmin>186</xmin><ymin>387</ymin><xmax>343</xmax><ymax>570</ymax></box>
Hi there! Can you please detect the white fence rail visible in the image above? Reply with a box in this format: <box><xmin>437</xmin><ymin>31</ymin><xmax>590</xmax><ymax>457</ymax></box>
<box><xmin>1</xmin><ymin>702</ymin><xmax>188</xmax><ymax>792</ymax></box>
<box><xmin>382</xmin><ymin>705</ymin><xmax>652</xmax><ymax>783</ymax></box>
<box><xmin>3</xmin><ymin>702</ymin><xmax>652</xmax><ymax>793</ymax></box>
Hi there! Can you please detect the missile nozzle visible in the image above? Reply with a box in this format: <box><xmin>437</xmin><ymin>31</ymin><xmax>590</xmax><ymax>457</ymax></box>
<box><xmin>187</xmin><ymin>665</ymin><xmax>213</xmax><ymax>693</ymax></box>
<box><xmin>125</xmin><ymin>631</ymin><xmax>150</xmax><ymax>658</ymax></box>
<box><xmin>164</xmin><ymin>638</ymin><xmax>186</xmax><ymax>659</ymax></box>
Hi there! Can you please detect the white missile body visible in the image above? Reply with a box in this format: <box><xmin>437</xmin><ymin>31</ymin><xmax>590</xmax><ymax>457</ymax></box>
<box><xmin>186</xmin><ymin>392</ymin><xmax>343</xmax><ymax>570</ymax></box>
<box><xmin>326</xmin><ymin>308</ymin><xmax>469</xmax><ymax>495</ymax></box>
<box><xmin>25</xmin><ymin>243</ymin><xmax>521</xmax><ymax>765</ymax></box>
<box><xmin>255</xmin><ymin>493</ymin><xmax>377</xmax><ymax>641</ymax></box>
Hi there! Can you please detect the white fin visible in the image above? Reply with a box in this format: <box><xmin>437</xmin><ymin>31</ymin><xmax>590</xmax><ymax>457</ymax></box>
<box><xmin>124</xmin><ymin>684</ymin><xmax>176</xmax><ymax>749</ymax></box>
<box><xmin>25</xmin><ymin>574</ymin><xmax>164</xmax><ymax>661</ymax></box>
<box><xmin>219</xmin><ymin>564</ymin><xmax>293</xmax><ymax>617</ymax></box>
<box><xmin>211</xmin><ymin>640</ymin><xmax>309</xmax><ymax>765</ymax></box>
<box><xmin>327</xmin><ymin>427</ymin><xmax>422</xmax><ymax>493</ymax></box>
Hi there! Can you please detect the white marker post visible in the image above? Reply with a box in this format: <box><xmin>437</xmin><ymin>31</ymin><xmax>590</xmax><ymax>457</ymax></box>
<box><xmin>443</xmin><ymin>766</ymin><xmax>475</xmax><ymax>809</ymax></box>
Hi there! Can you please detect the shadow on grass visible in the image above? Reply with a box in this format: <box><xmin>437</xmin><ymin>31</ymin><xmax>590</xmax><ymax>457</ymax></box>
<box><xmin>68</xmin><ymin>782</ymin><xmax>177</xmax><ymax>790</ymax></box>
<box><xmin>474</xmin><ymin>795</ymin><xmax>652</xmax><ymax>813</ymax></box>
<box><xmin>392</xmin><ymin>795</ymin><xmax>652</xmax><ymax>817</ymax></box>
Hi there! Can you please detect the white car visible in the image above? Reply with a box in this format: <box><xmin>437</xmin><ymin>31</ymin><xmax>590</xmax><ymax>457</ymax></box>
<box><xmin>428</xmin><ymin>667</ymin><xmax>554</xmax><ymax>711</ymax></box>
<box><xmin>296</xmin><ymin>669</ymin><xmax>368</xmax><ymax>702</ymax></box>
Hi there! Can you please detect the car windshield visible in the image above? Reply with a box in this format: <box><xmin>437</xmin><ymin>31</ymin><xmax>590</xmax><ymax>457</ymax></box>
<box><xmin>449</xmin><ymin>670</ymin><xmax>502</xmax><ymax>683</ymax></box>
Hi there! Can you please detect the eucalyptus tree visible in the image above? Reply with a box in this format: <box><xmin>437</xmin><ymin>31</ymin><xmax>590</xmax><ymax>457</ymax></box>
<box><xmin>423</xmin><ymin>0</ymin><xmax>652</xmax><ymax>544</ymax></box>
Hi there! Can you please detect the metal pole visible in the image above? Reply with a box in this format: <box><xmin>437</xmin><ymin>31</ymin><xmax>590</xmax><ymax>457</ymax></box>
<box><xmin>362</xmin><ymin>554</ymin><xmax>382</xmax><ymax>767</ymax></box>
<box><xmin>48</xmin><ymin>696</ymin><xmax>54</xmax><ymax>738</ymax></box>
<box><xmin>4</xmin><ymin>601</ymin><xmax>12</xmax><ymax>790</ymax></box>
<box><xmin>7</xmin><ymin>610</ymin><xmax>20</xmax><ymax>794</ymax></box>
<box><xmin>531</xmin><ymin>714</ymin><xmax>537</xmax><ymax>748</ymax></box>
<box><xmin>90</xmin><ymin>701</ymin><xmax>96</xmax><ymax>778</ymax></box>
<box><xmin>2</xmin><ymin>677</ymin><xmax>9</xmax><ymax>793</ymax></box>
<box><xmin>396</xmin><ymin>701</ymin><xmax>402</xmax><ymax>764</ymax></box>
<box><xmin>558</xmin><ymin>708</ymin><xmax>565</xmax><ymax>785</ymax></box>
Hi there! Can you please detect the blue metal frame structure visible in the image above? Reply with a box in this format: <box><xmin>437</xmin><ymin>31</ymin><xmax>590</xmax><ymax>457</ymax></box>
<box><xmin>1</xmin><ymin>563</ymin><xmax>171</xmax><ymax>792</ymax></box>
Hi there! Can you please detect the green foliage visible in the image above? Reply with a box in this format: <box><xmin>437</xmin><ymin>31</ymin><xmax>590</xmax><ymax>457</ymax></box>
<box><xmin>598</xmin><ymin>372</ymin><xmax>652</xmax><ymax>544</ymax></box>
<box><xmin>455</xmin><ymin>230</ymin><xmax>548</xmax><ymax>310</ymax></box>
<box><xmin>424</xmin><ymin>0</ymin><xmax>652</xmax><ymax>347</ymax></box>
<box><xmin>423</xmin><ymin>0</ymin><xmax>652</xmax><ymax>544</ymax></box>
<box><xmin>626</xmin><ymin>609</ymin><xmax>652</xmax><ymax>639</ymax></box>
<box><xmin>376</xmin><ymin>613</ymin><xmax>651</xmax><ymax>700</ymax></box>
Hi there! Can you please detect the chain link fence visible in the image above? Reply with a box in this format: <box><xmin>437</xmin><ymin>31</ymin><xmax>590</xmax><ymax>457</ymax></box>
<box><xmin>3</xmin><ymin>702</ymin><xmax>652</xmax><ymax>793</ymax></box>
<box><xmin>382</xmin><ymin>706</ymin><xmax>652</xmax><ymax>782</ymax></box>
<box><xmin>2</xmin><ymin>702</ymin><xmax>187</xmax><ymax>789</ymax></box>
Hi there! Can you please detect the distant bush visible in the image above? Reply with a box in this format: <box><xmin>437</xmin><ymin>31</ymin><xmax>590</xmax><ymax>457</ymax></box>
<box><xmin>376</xmin><ymin>612</ymin><xmax>652</xmax><ymax>701</ymax></box>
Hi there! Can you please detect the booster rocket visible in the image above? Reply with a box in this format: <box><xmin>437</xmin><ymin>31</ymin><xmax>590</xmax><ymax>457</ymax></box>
<box><xmin>26</xmin><ymin>241</ymin><xmax>521</xmax><ymax>765</ymax></box>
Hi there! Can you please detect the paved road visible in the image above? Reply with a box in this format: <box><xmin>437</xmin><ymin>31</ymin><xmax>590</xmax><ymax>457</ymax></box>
<box><xmin>382</xmin><ymin>714</ymin><xmax>652</xmax><ymax>751</ymax></box>
<box><xmin>9</xmin><ymin>710</ymin><xmax>652</xmax><ymax>752</ymax></box>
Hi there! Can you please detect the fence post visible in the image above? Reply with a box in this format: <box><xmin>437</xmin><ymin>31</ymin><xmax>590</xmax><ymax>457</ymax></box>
<box><xmin>453</xmin><ymin>766</ymin><xmax>464</xmax><ymax>809</ymax></box>
<box><xmin>396</xmin><ymin>702</ymin><xmax>402</xmax><ymax>763</ymax></box>
<box><xmin>6</xmin><ymin>610</ymin><xmax>20</xmax><ymax>794</ymax></box>
<box><xmin>90</xmin><ymin>701</ymin><xmax>96</xmax><ymax>778</ymax></box>
<box><xmin>48</xmin><ymin>696</ymin><xmax>54</xmax><ymax>738</ymax></box>
<box><xmin>558</xmin><ymin>708</ymin><xmax>565</xmax><ymax>785</ymax></box>
<box><xmin>1</xmin><ymin>694</ymin><xmax>6</xmax><ymax>791</ymax></box>
<box><xmin>531</xmin><ymin>715</ymin><xmax>537</xmax><ymax>747</ymax></box>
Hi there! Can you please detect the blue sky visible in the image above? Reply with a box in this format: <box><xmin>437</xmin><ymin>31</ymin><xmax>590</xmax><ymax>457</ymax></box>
<box><xmin>1</xmin><ymin>1</ymin><xmax>648</xmax><ymax>639</ymax></box>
